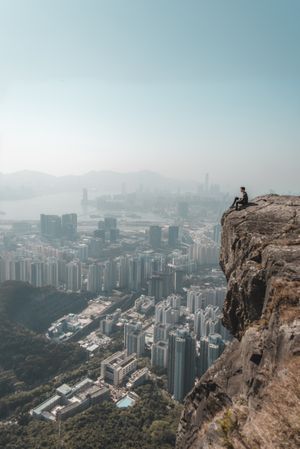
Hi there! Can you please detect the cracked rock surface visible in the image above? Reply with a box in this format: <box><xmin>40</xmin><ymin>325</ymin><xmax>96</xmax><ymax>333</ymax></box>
<box><xmin>176</xmin><ymin>195</ymin><xmax>300</xmax><ymax>449</ymax></box>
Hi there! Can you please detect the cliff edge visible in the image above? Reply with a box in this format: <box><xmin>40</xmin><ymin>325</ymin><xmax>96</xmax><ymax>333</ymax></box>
<box><xmin>176</xmin><ymin>195</ymin><xmax>300</xmax><ymax>449</ymax></box>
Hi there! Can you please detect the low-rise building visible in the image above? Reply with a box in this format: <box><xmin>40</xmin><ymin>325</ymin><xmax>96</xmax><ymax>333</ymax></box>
<box><xmin>101</xmin><ymin>351</ymin><xmax>137</xmax><ymax>386</ymax></box>
<box><xmin>31</xmin><ymin>378</ymin><xmax>110</xmax><ymax>421</ymax></box>
<box><xmin>126</xmin><ymin>368</ymin><xmax>149</xmax><ymax>389</ymax></box>
<box><xmin>134</xmin><ymin>295</ymin><xmax>155</xmax><ymax>315</ymax></box>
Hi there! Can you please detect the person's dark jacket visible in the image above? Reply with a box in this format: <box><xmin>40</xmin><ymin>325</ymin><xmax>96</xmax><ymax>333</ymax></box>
<box><xmin>242</xmin><ymin>191</ymin><xmax>248</xmax><ymax>204</ymax></box>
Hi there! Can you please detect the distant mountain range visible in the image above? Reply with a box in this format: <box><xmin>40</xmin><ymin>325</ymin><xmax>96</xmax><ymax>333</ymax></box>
<box><xmin>0</xmin><ymin>170</ymin><xmax>198</xmax><ymax>200</ymax></box>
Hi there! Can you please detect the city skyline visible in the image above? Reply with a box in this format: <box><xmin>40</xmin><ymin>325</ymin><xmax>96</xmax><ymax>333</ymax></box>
<box><xmin>0</xmin><ymin>168</ymin><xmax>298</xmax><ymax>197</ymax></box>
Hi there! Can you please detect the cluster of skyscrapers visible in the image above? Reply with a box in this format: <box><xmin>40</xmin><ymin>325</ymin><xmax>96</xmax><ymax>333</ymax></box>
<box><xmin>148</xmin><ymin>225</ymin><xmax>180</xmax><ymax>249</ymax></box>
<box><xmin>150</xmin><ymin>287</ymin><xmax>228</xmax><ymax>402</ymax></box>
<box><xmin>40</xmin><ymin>213</ymin><xmax>78</xmax><ymax>240</ymax></box>
<box><xmin>0</xmin><ymin>210</ymin><xmax>224</xmax><ymax>299</ymax></box>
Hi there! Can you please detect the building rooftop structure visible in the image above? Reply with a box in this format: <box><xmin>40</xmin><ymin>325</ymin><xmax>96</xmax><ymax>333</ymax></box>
<box><xmin>47</xmin><ymin>298</ymin><xmax>111</xmax><ymax>341</ymax></box>
<box><xmin>32</xmin><ymin>395</ymin><xmax>61</xmax><ymax>417</ymax></box>
<box><xmin>31</xmin><ymin>378</ymin><xmax>110</xmax><ymax>422</ymax></box>
<box><xmin>126</xmin><ymin>367</ymin><xmax>149</xmax><ymax>389</ymax></box>
<box><xmin>101</xmin><ymin>351</ymin><xmax>138</xmax><ymax>386</ymax></box>
<box><xmin>56</xmin><ymin>384</ymin><xmax>72</xmax><ymax>397</ymax></box>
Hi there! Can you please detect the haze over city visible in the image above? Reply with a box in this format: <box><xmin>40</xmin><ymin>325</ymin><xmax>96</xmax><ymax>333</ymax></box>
<box><xmin>0</xmin><ymin>2</ymin><xmax>300</xmax><ymax>449</ymax></box>
<box><xmin>0</xmin><ymin>0</ymin><xmax>299</xmax><ymax>193</ymax></box>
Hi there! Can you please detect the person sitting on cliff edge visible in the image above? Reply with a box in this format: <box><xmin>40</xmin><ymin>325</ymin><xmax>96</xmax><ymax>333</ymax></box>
<box><xmin>231</xmin><ymin>187</ymin><xmax>248</xmax><ymax>210</ymax></box>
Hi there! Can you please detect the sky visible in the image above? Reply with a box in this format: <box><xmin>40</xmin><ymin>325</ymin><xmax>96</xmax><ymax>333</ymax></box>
<box><xmin>0</xmin><ymin>0</ymin><xmax>299</xmax><ymax>193</ymax></box>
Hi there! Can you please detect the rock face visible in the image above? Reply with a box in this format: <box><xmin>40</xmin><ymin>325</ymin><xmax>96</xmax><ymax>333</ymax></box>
<box><xmin>176</xmin><ymin>195</ymin><xmax>300</xmax><ymax>449</ymax></box>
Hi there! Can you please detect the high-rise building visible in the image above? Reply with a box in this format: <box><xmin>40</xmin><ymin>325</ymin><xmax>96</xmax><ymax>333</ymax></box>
<box><xmin>66</xmin><ymin>261</ymin><xmax>82</xmax><ymax>292</ymax></box>
<box><xmin>197</xmin><ymin>333</ymin><xmax>226</xmax><ymax>377</ymax></box>
<box><xmin>190</xmin><ymin>241</ymin><xmax>219</xmax><ymax>266</ymax></box>
<box><xmin>45</xmin><ymin>258</ymin><xmax>59</xmax><ymax>288</ymax></box>
<box><xmin>148</xmin><ymin>270</ymin><xmax>173</xmax><ymax>302</ymax></box>
<box><xmin>198</xmin><ymin>337</ymin><xmax>209</xmax><ymax>376</ymax></box>
<box><xmin>110</xmin><ymin>228</ymin><xmax>120</xmax><ymax>243</ymax></box>
<box><xmin>100</xmin><ymin>317</ymin><xmax>114</xmax><ymax>336</ymax></box>
<box><xmin>168</xmin><ymin>226</ymin><xmax>179</xmax><ymax>247</ymax></box>
<box><xmin>151</xmin><ymin>255</ymin><xmax>165</xmax><ymax>273</ymax></box>
<box><xmin>194</xmin><ymin>306</ymin><xmax>222</xmax><ymax>339</ymax></box>
<box><xmin>40</xmin><ymin>214</ymin><xmax>62</xmax><ymax>239</ymax></box>
<box><xmin>167</xmin><ymin>330</ymin><xmax>177</xmax><ymax>395</ymax></box>
<box><xmin>87</xmin><ymin>264</ymin><xmax>103</xmax><ymax>293</ymax></box>
<box><xmin>124</xmin><ymin>322</ymin><xmax>145</xmax><ymax>357</ymax></box>
<box><xmin>167</xmin><ymin>294</ymin><xmax>181</xmax><ymax>309</ymax></box>
<box><xmin>20</xmin><ymin>258</ymin><xmax>32</xmax><ymax>282</ymax></box>
<box><xmin>187</xmin><ymin>288</ymin><xmax>203</xmax><ymax>313</ymax></box>
<box><xmin>104</xmin><ymin>217</ymin><xmax>117</xmax><ymax>230</ymax></box>
<box><xmin>151</xmin><ymin>341</ymin><xmax>168</xmax><ymax>369</ymax></box>
<box><xmin>118</xmin><ymin>256</ymin><xmax>128</xmax><ymax>289</ymax></box>
<box><xmin>153</xmin><ymin>323</ymin><xmax>171</xmax><ymax>343</ymax></box>
<box><xmin>128</xmin><ymin>257</ymin><xmax>142</xmax><ymax>291</ymax></box>
<box><xmin>155</xmin><ymin>296</ymin><xmax>181</xmax><ymax>325</ymax></box>
<box><xmin>124</xmin><ymin>322</ymin><xmax>140</xmax><ymax>344</ymax></box>
<box><xmin>100</xmin><ymin>309</ymin><xmax>121</xmax><ymax>336</ymax></box>
<box><xmin>161</xmin><ymin>305</ymin><xmax>179</xmax><ymax>325</ymax></box>
<box><xmin>0</xmin><ymin>257</ymin><xmax>6</xmax><ymax>283</ymax></box>
<box><xmin>103</xmin><ymin>260</ymin><xmax>117</xmax><ymax>293</ymax></box>
<box><xmin>139</xmin><ymin>253</ymin><xmax>154</xmax><ymax>282</ymax></box>
<box><xmin>167</xmin><ymin>329</ymin><xmax>196</xmax><ymax>402</ymax></box>
<box><xmin>187</xmin><ymin>287</ymin><xmax>226</xmax><ymax>313</ymax></box>
<box><xmin>173</xmin><ymin>335</ymin><xmax>186</xmax><ymax>401</ymax></box>
<box><xmin>94</xmin><ymin>228</ymin><xmax>106</xmax><ymax>242</ymax></box>
<box><xmin>58</xmin><ymin>259</ymin><xmax>67</xmax><ymax>284</ymax></box>
<box><xmin>30</xmin><ymin>261</ymin><xmax>45</xmax><ymax>287</ymax></box>
<box><xmin>88</xmin><ymin>238</ymin><xmax>103</xmax><ymax>259</ymax></box>
<box><xmin>126</xmin><ymin>329</ymin><xmax>145</xmax><ymax>357</ymax></box>
<box><xmin>149</xmin><ymin>225</ymin><xmax>162</xmax><ymax>249</ymax></box>
<box><xmin>62</xmin><ymin>214</ymin><xmax>77</xmax><ymax>240</ymax></box>
<box><xmin>148</xmin><ymin>274</ymin><xmax>164</xmax><ymax>302</ymax></box>
<box><xmin>77</xmin><ymin>244</ymin><xmax>89</xmax><ymax>262</ymax></box>
<box><xmin>174</xmin><ymin>269</ymin><xmax>184</xmax><ymax>293</ymax></box>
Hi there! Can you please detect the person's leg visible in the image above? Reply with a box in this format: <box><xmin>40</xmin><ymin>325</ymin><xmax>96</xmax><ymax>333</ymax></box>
<box><xmin>231</xmin><ymin>197</ymin><xmax>239</xmax><ymax>208</ymax></box>
<box><xmin>235</xmin><ymin>200</ymin><xmax>243</xmax><ymax>210</ymax></box>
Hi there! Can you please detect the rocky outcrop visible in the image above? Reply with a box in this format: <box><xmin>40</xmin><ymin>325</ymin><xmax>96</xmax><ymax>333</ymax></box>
<box><xmin>176</xmin><ymin>195</ymin><xmax>300</xmax><ymax>449</ymax></box>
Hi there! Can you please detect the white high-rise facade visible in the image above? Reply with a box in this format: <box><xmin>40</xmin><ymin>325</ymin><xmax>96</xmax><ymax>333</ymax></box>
<box><xmin>66</xmin><ymin>261</ymin><xmax>82</xmax><ymax>292</ymax></box>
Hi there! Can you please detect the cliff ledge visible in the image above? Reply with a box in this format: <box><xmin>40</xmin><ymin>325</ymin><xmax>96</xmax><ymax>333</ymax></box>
<box><xmin>176</xmin><ymin>195</ymin><xmax>300</xmax><ymax>449</ymax></box>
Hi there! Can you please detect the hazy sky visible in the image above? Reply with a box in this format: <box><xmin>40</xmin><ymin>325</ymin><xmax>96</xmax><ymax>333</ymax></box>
<box><xmin>0</xmin><ymin>0</ymin><xmax>299</xmax><ymax>192</ymax></box>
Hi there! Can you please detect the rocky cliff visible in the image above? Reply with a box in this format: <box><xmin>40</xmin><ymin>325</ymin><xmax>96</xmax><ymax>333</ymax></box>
<box><xmin>176</xmin><ymin>195</ymin><xmax>300</xmax><ymax>449</ymax></box>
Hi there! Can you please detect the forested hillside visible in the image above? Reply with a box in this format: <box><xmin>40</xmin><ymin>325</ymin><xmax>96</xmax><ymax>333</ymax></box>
<box><xmin>0</xmin><ymin>282</ymin><xmax>88</xmax><ymax>416</ymax></box>
<box><xmin>0</xmin><ymin>281</ymin><xmax>88</xmax><ymax>332</ymax></box>
<box><xmin>0</xmin><ymin>382</ymin><xmax>182</xmax><ymax>449</ymax></box>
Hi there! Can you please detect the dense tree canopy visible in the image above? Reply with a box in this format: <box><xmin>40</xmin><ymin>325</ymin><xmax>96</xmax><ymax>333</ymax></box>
<box><xmin>0</xmin><ymin>282</ymin><xmax>88</xmax><ymax>416</ymax></box>
<box><xmin>0</xmin><ymin>382</ymin><xmax>182</xmax><ymax>449</ymax></box>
